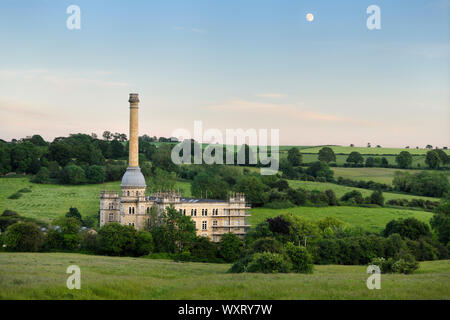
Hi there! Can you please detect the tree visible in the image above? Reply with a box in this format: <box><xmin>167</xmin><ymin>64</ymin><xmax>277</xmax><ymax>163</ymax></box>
<box><xmin>45</xmin><ymin>217</ymin><xmax>82</xmax><ymax>251</ymax></box>
<box><xmin>60</xmin><ymin>164</ymin><xmax>86</xmax><ymax>184</ymax></box>
<box><xmin>110</xmin><ymin>140</ymin><xmax>125</xmax><ymax>159</ymax></box>
<box><xmin>4</xmin><ymin>222</ymin><xmax>44</xmax><ymax>252</ymax></box>
<box><xmin>285</xmin><ymin>242</ymin><xmax>314</xmax><ymax>273</ymax></box>
<box><xmin>434</xmin><ymin>149</ymin><xmax>449</xmax><ymax>165</ymax></box>
<box><xmin>318</xmin><ymin>147</ymin><xmax>336</xmax><ymax>163</ymax></box>
<box><xmin>365</xmin><ymin>157</ymin><xmax>375</xmax><ymax>167</ymax></box>
<box><xmin>97</xmin><ymin>223</ymin><xmax>137</xmax><ymax>256</ymax></box>
<box><xmin>287</xmin><ymin>148</ymin><xmax>302</xmax><ymax>166</ymax></box>
<box><xmin>346</xmin><ymin>152</ymin><xmax>364</xmax><ymax>166</ymax></box>
<box><xmin>150</xmin><ymin>206</ymin><xmax>197</xmax><ymax>253</ymax></box>
<box><xmin>430</xmin><ymin>201</ymin><xmax>450</xmax><ymax>245</ymax></box>
<box><xmin>383</xmin><ymin>218</ymin><xmax>431</xmax><ymax>240</ymax></box>
<box><xmin>135</xmin><ymin>231</ymin><xmax>154</xmax><ymax>256</ymax></box>
<box><xmin>32</xmin><ymin>167</ymin><xmax>50</xmax><ymax>184</ymax></box>
<box><xmin>370</xmin><ymin>190</ymin><xmax>384</xmax><ymax>206</ymax></box>
<box><xmin>341</xmin><ymin>190</ymin><xmax>363</xmax><ymax>204</ymax></box>
<box><xmin>66</xmin><ymin>207</ymin><xmax>82</xmax><ymax>221</ymax></box>
<box><xmin>86</xmin><ymin>165</ymin><xmax>105</xmax><ymax>184</ymax></box>
<box><xmin>425</xmin><ymin>150</ymin><xmax>441</xmax><ymax>169</ymax></box>
<box><xmin>233</xmin><ymin>176</ymin><xmax>268</xmax><ymax>207</ymax></box>
<box><xmin>306</xmin><ymin>161</ymin><xmax>334</xmax><ymax>181</ymax></box>
<box><xmin>102</xmin><ymin>131</ymin><xmax>112</xmax><ymax>141</ymax></box>
<box><xmin>396</xmin><ymin>151</ymin><xmax>412</xmax><ymax>169</ymax></box>
<box><xmin>218</xmin><ymin>233</ymin><xmax>243</xmax><ymax>262</ymax></box>
<box><xmin>29</xmin><ymin>135</ymin><xmax>47</xmax><ymax>146</ymax></box>
<box><xmin>191</xmin><ymin>171</ymin><xmax>228</xmax><ymax>200</ymax></box>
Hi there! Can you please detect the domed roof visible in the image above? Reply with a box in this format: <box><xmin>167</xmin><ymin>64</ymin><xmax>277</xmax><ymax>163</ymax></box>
<box><xmin>121</xmin><ymin>167</ymin><xmax>146</xmax><ymax>188</ymax></box>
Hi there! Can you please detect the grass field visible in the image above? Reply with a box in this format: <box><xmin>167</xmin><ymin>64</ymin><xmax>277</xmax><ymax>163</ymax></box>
<box><xmin>0</xmin><ymin>177</ymin><xmax>193</xmax><ymax>223</ymax></box>
<box><xmin>281</xmin><ymin>145</ymin><xmax>450</xmax><ymax>156</ymax></box>
<box><xmin>0</xmin><ymin>252</ymin><xmax>448</xmax><ymax>299</ymax></box>
<box><xmin>287</xmin><ymin>179</ymin><xmax>440</xmax><ymax>202</ymax></box>
<box><xmin>331</xmin><ymin>167</ymin><xmax>450</xmax><ymax>185</ymax></box>
<box><xmin>249</xmin><ymin>206</ymin><xmax>433</xmax><ymax>233</ymax></box>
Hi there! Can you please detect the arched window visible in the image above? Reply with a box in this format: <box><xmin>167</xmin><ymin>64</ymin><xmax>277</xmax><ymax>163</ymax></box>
<box><xmin>127</xmin><ymin>191</ymin><xmax>130</xmax><ymax>196</ymax></box>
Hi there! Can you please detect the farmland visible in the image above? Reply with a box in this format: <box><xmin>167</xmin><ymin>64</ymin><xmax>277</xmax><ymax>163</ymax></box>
<box><xmin>0</xmin><ymin>252</ymin><xmax>448</xmax><ymax>299</ymax></box>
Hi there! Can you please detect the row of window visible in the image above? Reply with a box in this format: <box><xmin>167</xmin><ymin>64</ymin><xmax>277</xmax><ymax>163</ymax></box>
<box><xmin>177</xmin><ymin>208</ymin><xmax>221</xmax><ymax>217</ymax></box>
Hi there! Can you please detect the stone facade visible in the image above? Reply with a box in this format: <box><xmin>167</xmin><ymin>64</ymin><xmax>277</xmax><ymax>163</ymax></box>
<box><xmin>99</xmin><ymin>93</ymin><xmax>251</xmax><ymax>242</ymax></box>
<box><xmin>99</xmin><ymin>191</ymin><xmax>251</xmax><ymax>242</ymax></box>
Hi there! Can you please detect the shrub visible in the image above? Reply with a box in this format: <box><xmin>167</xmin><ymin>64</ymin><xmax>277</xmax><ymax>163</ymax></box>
<box><xmin>250</xmin><ymin>237</ymin><xmax>284</xmax><ymax>254</ymax></box>
<box><xmin>218</xmin><ymin>233</ymin><xmax>243</xmax><ymax>262</ymax></box>
<box><xmin>341</xmin><ymin>190</ymin><xmax>363</xmax><ymax>204</ymax></box>
<box><xmin>370</xmin><ymin>190</ymin><xmax>384</xmax><ymax>206</ymax></box>
<box><xmin>80</xmin><ymin>231</ymin><xmax>98</xmax><ymax>253</ymax></box>
<box><xmin>60</xmin><ymin>164</ymin><xmax>86</xmax><ymax>185</ymax></box>
<box><xmin>285</xmin><ymin>242</ymin><xmax>313</xmax><ymax>273</ymax></box>
<box><xmin>383</xmin><ymin>218</ymin><xmax>431</xmax><ymax>240</ymax></box>
<box><xmin>32</xmin><ymin>167</ymin><xmax>50</xmax><ymax>184</ymax></box>
<box><xmin>135</xmin><ymin>231</ymin><xmax>154</xmax><ymax>256</ymax></box>
<box><xmin>97</xmin><ymin>223</ymin><xmax>137</xmax><ymax>256</ymax></box>
<box><xmin>8</xmin><ymin>192</ymin><xmax>22</xmax><ymax>199</ymax></box>
<box><xmin>247</xmin><ymin>252</ymin><xmax>292</xmax><ymax>273</ymax></box>
<box><xmin>65</xmin><ymin>207</ymin><xmax>82</xmax><ymax>222</ymax></box>
<box><xmin>3</xmin><ymin>222</ymin><xmax>44</xmax><ymax>252</ymax></box>
<box><xmin>86</xmin><ymin>165</ymin><xmax>106</xmax><ymax>184</ymax></box>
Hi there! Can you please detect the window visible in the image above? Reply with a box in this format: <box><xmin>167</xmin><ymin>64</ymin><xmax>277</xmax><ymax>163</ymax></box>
<box><xmin>127</xmin><ymin>191</ymin><xmax>130</xmax><ymax>196</ymax></box>
<box><xmin>213</xmin><ymin>235</ymin><xmax>218</xmax><ymax>242</ymax></box>
<box><xmin>183</xmin><ymin>209</ymin><xmax>186</xmax><ymax>216</ymax></box>
<box><xmin>205</xmin><ymin>209</ymin><xmax>208</xmax><ymax>216</ymax></box>
<box><xmin>109</xmin><ymin>213</ymin><xmax>114</xmax><ymax>222</ymax></box>
<box><xmin>147</xmin><ymin>207</ymin><xmax>150</xmax><ymax>214</ymax></box>
<box><xmin>213</xmin><ymin>220</ymin><xmax>218</xmax><ymax>226</ymax></box>
<box><xmin>191</xmin><ymin>209</ymin><xmax>194</xmax><ymax>216</ymax></box>
<box><xmin>129</xmin><ymin>207</ymin><xmax>135</xmax><ymax>214</ymax></box>
<box><xmin>194</xmin><ymin>209</ymin><xmax>197</xmax><ymax>216</ymax></box>
<box><xmin>202</xmin><ymin>221</ymin><xmax>207</xmax><ymax>230</ymax></box>
<box><xmin>136</xmin><ymin>191</ymin><xmax>139</xmax><ymax>196</ymax></box>
<box><xmin>179</xmin><ymin>209</ymin><xmax>183</xmax><ymax>214</ymax></box>
<box><xmin>129</xmin><ymin>222</ymin><xmax>135</xmax><ymax>227</ymax></box>
<box><xmin>201</xmin><ymin>209</ymin><xmax>204</xmax><ymax>216</ymax></box>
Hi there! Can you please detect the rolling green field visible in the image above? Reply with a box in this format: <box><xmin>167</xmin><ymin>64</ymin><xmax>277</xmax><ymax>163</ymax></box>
<box><xmin>281</xmin><ymin>145</ymin><xmax>450</xmax><ymax>156</ymax></box>
<box><xmin>0</xmin><ymin>177</ymin><xmax>193</xmax><ymax>223</ymax></box>
<box><xmin>0</xmin><ymin>252</ymin><xmax>448</xmax><ymax>299</ymax></box>
<box><xmin>287</xmin><ymin>179</ymin><xmax>440</xmax><ymax>202</ymax></box>
<box><xmin>332</xmin><ymin>167</ymin><xmax>450</xmax><ymax>185</ymax></box>
<box><xmin>249</xmin><ymin>206</ymin><xmax>433</xmax><ymax>233</ymax></box>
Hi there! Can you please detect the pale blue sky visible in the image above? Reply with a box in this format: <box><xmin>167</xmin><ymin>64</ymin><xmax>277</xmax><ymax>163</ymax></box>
<box><xmin>0</xmin><ymin>0</ymin><xmax>448</xmax><ymax>147</ymax></box>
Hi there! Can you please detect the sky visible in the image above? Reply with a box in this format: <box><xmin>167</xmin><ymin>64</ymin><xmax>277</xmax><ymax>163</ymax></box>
<box><xmin>0</xmin><ymin>0</ymin><xmax>448</xmax><ymax>147</ymax></box>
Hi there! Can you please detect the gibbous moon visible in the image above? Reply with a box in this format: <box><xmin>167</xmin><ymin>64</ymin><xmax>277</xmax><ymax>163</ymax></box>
<box><xmin>306</xmin><ymin>13</ymin><xmax>314</xmax><ymax>22</ymax></box>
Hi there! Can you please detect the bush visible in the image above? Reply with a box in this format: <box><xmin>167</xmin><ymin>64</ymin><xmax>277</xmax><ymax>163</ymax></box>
<box><xmin>341</xmin><ymin>190</ymin><xmax>363</xmax><ymax>204</ymax></box>
<box><xmin>8</xmin><ymin>192</ymin><xmax>22</xmax><ymax>199</ymax></box>
<box><xmin>250</xmin><ymin>237</ymin><xmax>284</xmax><ymax>254</ymax></box>
<box><xmin>135</xmin><ymin>231</ymin><xmax>154</xmax><ymax>256</ymax></box>
<box><xmin>247</xmin><ymin>252</ymin><xmax>292</xmax><ymax>273</ymax></box>
<box><xmin>86</xmin><ymin>165</ymin><xmax>106</xmax><ymax>184</ymax></box>
<box><xmin>32</xmin><ymin>167</ymin><xmax>51</xmax><ymax>184</ymax></box>
<box><xmin>285</xmin><ymin>242</ymin><xmax>314</xmax><ymax>273</ymax></box>
<box><xmin>370</xmin><ymin>252</ymin><xmax>419</xmax><ymax>274</ymax></box>
<box><xmin>218</xmin><ymin>233</ymin><xmax>243</xmax><ymax>262</ymax></box>
<box><xmin>370</xmin><ymin>190</ymin><xmax>384</xmax><ymax>206</ymax></box>
<box><xmin>60</xmin><ymin>164</ymin><xmax>86</xmax><ymax>185</ymax></box>
<box><xmin>3</xmin><ymin>222</ymin><xmax>44</xmax><ymax>252</ymax></box>
<box><xmin>80</xmin><ymin>231</ymin><xmax>98</xmax><ymax>253</ymax></box>
<box><xmin>383</xmin><ymin>218</ymin><xmax>431</xmax><ymax>240</ymax></box>
<box><xmin>97</xmin><ymin>223</ymin><xmax>137</xmax><ymax>256</ymax></box>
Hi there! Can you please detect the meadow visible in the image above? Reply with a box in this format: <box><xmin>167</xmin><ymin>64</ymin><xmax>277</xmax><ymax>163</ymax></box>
<box><xmin>0</xmin><ymin>252</ymin><xmax>448</xmax><ymax>299</ymax></box>
<box><xmin>0</xmin><ymin>177</ymin><xmax>192</xmax><ymax>223</ymax></box>
<box><xmin>287</xmin><ymin>179</ymin><xmax>440</xmax><ymax>202</ymax></box>
<box><xmin>249</xmin><ymin>206</ymin><xmax>433</xmax><ymax>233</ymax></box>
<box><xmin>281</xmin><ymin>145</ymin><xmax>450</xmax><ymax>156</ymax></box>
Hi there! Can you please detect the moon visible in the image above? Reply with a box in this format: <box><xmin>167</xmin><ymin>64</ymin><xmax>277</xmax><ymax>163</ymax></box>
<box><xmin>306</xmin><ymin>13</ymin><xmax>314</xmax><ymax>22</ymax></box>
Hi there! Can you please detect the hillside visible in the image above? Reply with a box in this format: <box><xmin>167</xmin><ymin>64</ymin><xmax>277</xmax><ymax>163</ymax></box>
<box><xmin>0</xmin><ymin>253</ymin><xmax>448</xmax><ymax>299</ymax></box>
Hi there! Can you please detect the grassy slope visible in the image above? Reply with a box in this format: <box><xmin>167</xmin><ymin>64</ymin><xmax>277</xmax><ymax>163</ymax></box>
<box><xmin>287</xmin><ymin>179</ymin><xmax>440</xmax><ymax>202</ymax></box>
<box><xmin>0</xmin><ymin>177</ymin><xmax>192</xmax><ymax>223</ymax></box>
<box><xmin>0</xmin><ymin>252</ymin><xmax>448</xmax><ymax>299</ymax></box>
<box><xmin>332</xmin><ymin>167</ymin><xmax>450</xmax><ymax>185</ymax></box>
<box><xmin>249</xmin><ymin>206</ymin><xmax>433</xmax><ymax>233</ymax></box>
<box><xmin>286</xmin><ymin>145</ymin><xmax>450</xmax><ymax>155</ymax></box>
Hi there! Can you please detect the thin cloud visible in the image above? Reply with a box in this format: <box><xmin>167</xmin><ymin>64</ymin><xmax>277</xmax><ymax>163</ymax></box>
<box><xmin>256</xmin><ymin>93</ymin><xmax>287</xmax><ymax>99</ymax></box>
